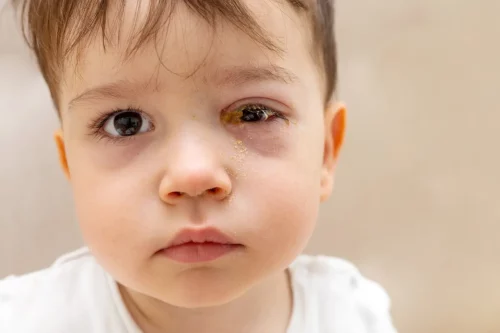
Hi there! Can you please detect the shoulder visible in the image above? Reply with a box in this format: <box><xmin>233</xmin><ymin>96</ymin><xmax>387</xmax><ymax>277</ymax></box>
<box><xmin>0</xmin><ymin>248</ymin><xmax>103</xmax><ymax>305</ymax></box>
<box><xmin>289</xmin><ymin>255</ymin><xmax>397</xmax><ymax>333</ymax></box>
<box><xmin>0</xmin><ymin>248</ymin><xmax>114</xmax><ymax>333</ymax></box>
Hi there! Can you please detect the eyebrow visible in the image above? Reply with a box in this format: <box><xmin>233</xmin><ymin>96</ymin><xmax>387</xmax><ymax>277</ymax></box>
<box><xmin>68</xmin><ymin>65</ymin><xmax>299</xmax><ymax>110</ymax></box>
<box><xmin>68</xmin><ymin>79</ymin><xmax>148</xmax><ymax>110</ymax></box>
<box><xmin>211</xmin><ymin>64</ymin><xmax>299</xmax><ymax>87</ymax></box>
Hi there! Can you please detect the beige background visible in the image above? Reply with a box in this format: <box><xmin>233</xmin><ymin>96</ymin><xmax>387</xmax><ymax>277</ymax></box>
<box><xmin>1</xmin><ymin>1</ymin><xmax>500</xmax><ymax>332</ymax></box>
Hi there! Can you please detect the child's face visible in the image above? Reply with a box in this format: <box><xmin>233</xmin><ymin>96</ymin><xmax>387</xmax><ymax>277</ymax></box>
<box><xmin>56</xmin><ymin>0</ymin><xmax>344</xmax><ymax>307</ymax></box>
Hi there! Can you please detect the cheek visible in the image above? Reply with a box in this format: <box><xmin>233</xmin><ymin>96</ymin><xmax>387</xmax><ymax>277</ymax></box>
<box><xmin>237</xmin><ymin>147</ymin><xmax>324</xmax><ymax>263</ymax></box>
<box><xmin>226</xmin><ymin>120</ymin><xmax>292</xmax><ymax>157</ymax></box>
<box><xmin>237</xmin><ymin>163</ymin><xmax>320</xmax><ymax>269</ymax></box>
<box><xmin>65</xmin><ymin>142</ymin><xmax>160</xmax><ymax>267</ymax></box>
<box><xmin>71</xmin><ymin>177</ymin><xmax>148</xmax><ymax>256</ymax></box>
<box><xmin>80</xmin><ymin>139</ymin><xmax>154</xmax><ymax>171</ymax></box>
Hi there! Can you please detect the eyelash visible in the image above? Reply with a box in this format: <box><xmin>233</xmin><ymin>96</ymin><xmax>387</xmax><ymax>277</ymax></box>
<box><xmin>88</xmin><ymin>103</ymin><xmax>288</xmax><ymax>144</ymax></box>
<box><xmin>87</xmin><ymin>107</ymin><xmax>149</xmax><ymax>144</ymax></box>
<box><xmin>221</xmin><ymin>103</ymin><xmax>287</xmax><ymax>124</ymax></box>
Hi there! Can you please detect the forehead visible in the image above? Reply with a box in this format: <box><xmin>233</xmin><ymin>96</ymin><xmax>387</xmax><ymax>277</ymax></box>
<box><xmin>60</xmin><ymin>0</ymin><xmax>320</xmax><ymax>112</ymax></box>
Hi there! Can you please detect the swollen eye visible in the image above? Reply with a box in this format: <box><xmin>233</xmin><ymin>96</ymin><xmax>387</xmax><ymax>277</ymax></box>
<box><xmin>221</xmin><ymin>105</ymin><xmax>274</xmax><ymax>125</ymax></box>
<box><xmin>241</xmin><ymin>109</ymin><xmax>269</xmax><ymax>122</ymax></box>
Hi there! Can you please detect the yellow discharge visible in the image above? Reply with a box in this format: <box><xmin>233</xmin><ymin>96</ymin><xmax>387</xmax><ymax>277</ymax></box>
<box><xmin>221</xmin><ymin>109</ymin><xmax>244</xmax><ymax>125</ymax></box>
<box><xmin>221</xmin><ymin>108</ymin><xmax>292</xmax><ymax>126</ymax></box>
<box><xmin>230</xmin><ymin>139</ymin><xmax>248</xmax><ymax>179</ymax></box>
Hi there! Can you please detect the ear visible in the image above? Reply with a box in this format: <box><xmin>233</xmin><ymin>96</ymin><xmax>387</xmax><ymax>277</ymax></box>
<box><xmin>320</xmin><ymin>103</ymin><xmax>346</xmax><ymax>202</ymax></box>
<box><xmin>54</xmin><ymin>129</ymin><xmax>70</xmax><ymax>180</ymax></box>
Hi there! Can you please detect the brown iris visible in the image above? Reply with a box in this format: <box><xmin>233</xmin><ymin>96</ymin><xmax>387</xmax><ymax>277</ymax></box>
<box><xmin>221</xmin><ymin>104</ymin><xmax>288</xmax><ymax>125</ymax></box>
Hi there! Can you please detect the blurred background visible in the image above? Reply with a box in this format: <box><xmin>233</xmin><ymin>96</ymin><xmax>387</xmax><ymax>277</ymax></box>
<box><xmin>1</xmin><ymin>0</ymin><xmax>499</xmax><ymax>332</ymax></box>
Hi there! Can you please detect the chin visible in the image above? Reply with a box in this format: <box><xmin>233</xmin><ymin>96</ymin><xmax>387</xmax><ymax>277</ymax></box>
<box><xmin>157</xmin><ymin>272</ymin><xmax>251</xmax><ymax>309</ymax></box>
<box><xmin>162</xmin><ymin>285</ymin><xmax>248</xmax><ymax>309</ymax></box>
<box><xmin>168</xmin><ymin>294</ymin><xmax>240</xmax><ymax>309</ymax></box>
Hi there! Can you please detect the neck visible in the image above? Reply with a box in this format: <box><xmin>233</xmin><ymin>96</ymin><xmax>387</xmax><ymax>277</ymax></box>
<box><xmin>119</xmin><ymin>269</ymin><xmax>293</xmax><ymax>333</ymax></box>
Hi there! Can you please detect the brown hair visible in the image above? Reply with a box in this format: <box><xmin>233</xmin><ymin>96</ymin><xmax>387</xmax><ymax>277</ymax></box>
<box><xmin>12</xmin><ymin>0</ymin><xmax>336</xmax><ymax>110</ymax></box>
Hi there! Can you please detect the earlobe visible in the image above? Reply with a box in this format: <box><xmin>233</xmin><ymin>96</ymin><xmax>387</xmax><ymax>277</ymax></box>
<box><xmin>54</xmin><ymin>129</ymin><xmax>70</xmax><ymax>180</ymax></box>
<box><xmin>320</xmin><ymin>103</ymin><xmax>347</xmax><ymax>202</ymax></box>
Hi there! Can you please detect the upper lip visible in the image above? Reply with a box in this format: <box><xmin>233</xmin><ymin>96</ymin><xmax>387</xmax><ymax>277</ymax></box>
<box><xmin>166</xmin><ymin>227</ymin><xmax>238</xmax><ymax>248</ymax></box>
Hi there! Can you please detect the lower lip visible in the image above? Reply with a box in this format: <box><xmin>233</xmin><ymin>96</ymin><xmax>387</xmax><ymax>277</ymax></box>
<box><xmin>161</xmin><ymin>242</ymin><xmax>242</xmax><ymax>263</ymax></box>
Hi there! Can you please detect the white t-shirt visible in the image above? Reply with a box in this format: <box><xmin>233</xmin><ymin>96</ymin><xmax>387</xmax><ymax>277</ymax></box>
<box><xmin>0</xmin><ymin>248</ymin><xmax>397</xmax><ymax>333</ymax></box>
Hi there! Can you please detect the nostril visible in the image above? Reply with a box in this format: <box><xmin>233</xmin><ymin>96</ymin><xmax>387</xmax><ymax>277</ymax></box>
<box><xmin>206</xmin><ymin>187</ymin><xmax>230</xmax><ymax>200</ymax></box>
<box><xmin>208</xmin><ymin>188</ymin><xmax>219</xmax><ymax>194</ymax></box>
<box><xmin>164</xmin><ymin>188</ymin><xmax>229</xmax><ymax>202</ymax></box>
<box><xmin>169</xmin><ymin>191</ymin><xmax>183</xmax><ymax>199</ymax></box>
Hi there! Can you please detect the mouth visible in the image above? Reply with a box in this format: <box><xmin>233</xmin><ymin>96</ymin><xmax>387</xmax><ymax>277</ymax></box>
<box><xmin>159</xmin><ymin>227</ymin><xmax>243</xmax><ymax>264</ymax></box>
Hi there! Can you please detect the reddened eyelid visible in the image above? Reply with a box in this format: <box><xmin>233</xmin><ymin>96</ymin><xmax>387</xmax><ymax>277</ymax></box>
<box><xmin>224</xmin><ymin>97</ymin><xmax>290</xmax><ymax>114</ymax></box>
<box><xmin>221</xmin><ymin>102</ymin><xmax>289</xmax><ymax>125</ymax></box>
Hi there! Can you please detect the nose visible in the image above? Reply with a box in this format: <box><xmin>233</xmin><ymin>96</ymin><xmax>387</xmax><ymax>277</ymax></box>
<box><xmin>158</xmin><ymin>137</ymin><xmax>232</xmax><ymax>205</ymax></box>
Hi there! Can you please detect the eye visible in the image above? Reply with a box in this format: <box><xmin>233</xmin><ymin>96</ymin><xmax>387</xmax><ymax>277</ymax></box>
<box><xmin>103</xmin><ymin>110</ymin><xmax>152</xmax><ymax>137</ymax></box>
<box><xmin>221</xmin><ymin>104</ymin><xmax>287</xmax><ymax>125</ymax></box>
<box><xmin>240</xmin><ymin>105</ymin><xmax>271</xmax><ymax>122</ymax></box>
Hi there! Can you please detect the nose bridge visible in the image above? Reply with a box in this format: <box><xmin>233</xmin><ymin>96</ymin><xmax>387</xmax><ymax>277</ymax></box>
<box><xmin>171</xmin><ymin>126</ymin><xmax>218</xmax><ymax>168</ymax></box>
<box><xmin>159</xmin><ymin>125</ymin><xmax>231</xmax><ymax>202</ymax></box>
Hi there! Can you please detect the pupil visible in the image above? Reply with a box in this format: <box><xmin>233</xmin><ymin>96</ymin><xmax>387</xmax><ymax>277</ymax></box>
<box><xmin>114</xmin><ymin>112</ymin><xmax>142</xmax><ymax>136</ymax></box>
<box><xmin>241</xmin><ymin>109</ymin><xmax>265</xmax><ymax>122</ymax></box>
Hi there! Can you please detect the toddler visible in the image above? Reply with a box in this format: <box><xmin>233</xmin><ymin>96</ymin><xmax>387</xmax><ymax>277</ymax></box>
<box><xmin>1</xmin><ymin>0</ymin><xmax>397</xmax><ymax>332</ymax></box>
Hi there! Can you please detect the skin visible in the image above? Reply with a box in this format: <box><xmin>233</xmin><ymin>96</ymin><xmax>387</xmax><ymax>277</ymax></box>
<box><xmin>53</xmin><ymin>1</ymin><xmax>346</xmax><ymax>332</ymax></box>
